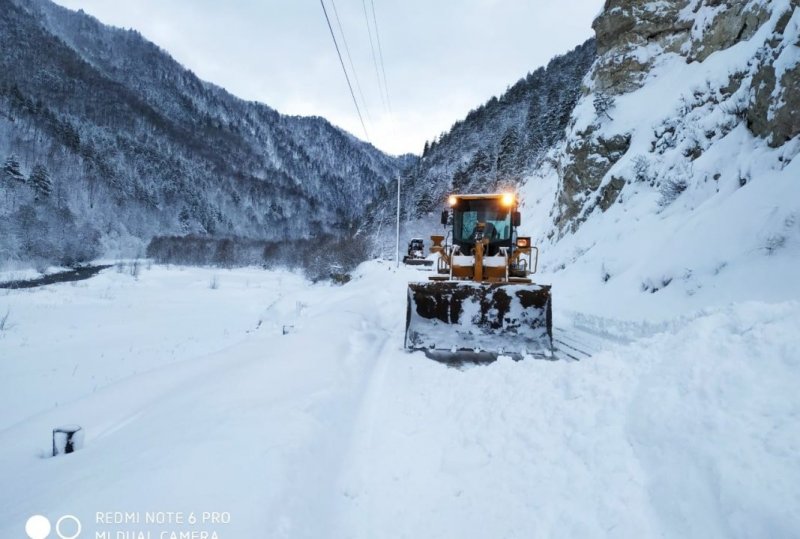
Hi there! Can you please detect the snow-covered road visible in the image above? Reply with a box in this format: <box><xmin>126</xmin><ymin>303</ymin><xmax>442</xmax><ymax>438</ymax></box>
<box><xmin>0</xmin><ymin>262</ymin><xmax>798</xmax><ymax>538</ymax></box>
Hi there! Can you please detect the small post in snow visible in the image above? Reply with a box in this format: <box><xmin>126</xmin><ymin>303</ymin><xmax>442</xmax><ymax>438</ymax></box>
<box><xmin>52</xmin><ymin>425</ymin><xmax>84</xmax><ymax>456</ymax></box>
<box><xmin>395</xmin><ymin>174</ymin><xmax>401</xmax><ymax>268</ymax></box>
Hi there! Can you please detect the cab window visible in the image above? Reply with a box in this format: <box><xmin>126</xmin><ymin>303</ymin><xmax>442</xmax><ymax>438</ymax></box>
<box><xmin>453</xmin><ymin>200</ymin><xmax>511</xmax><ymax>243</ymax></box>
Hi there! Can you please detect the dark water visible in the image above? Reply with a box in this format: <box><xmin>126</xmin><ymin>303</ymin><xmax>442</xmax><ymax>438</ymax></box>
<box><xmin>0</xmin><ymin>265</ymin><xmax>112</xmax><ymax>289</ymax></box>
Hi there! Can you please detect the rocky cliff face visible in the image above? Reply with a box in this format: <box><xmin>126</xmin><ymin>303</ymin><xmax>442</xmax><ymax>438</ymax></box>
<box><xmin>550</xmin><ymin>0</ymin><xmax>800</xmax><ymax>234</ymax></box>
<box><xmin>592</xmin><ymin>0</ymin><xmax>775</xmax><ymax>93</ymax></box>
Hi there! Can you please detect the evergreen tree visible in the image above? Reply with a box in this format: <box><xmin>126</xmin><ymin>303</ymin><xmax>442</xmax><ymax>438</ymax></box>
<box><xmin>452</xmin><ymin>167</ymin><xmax>469</xmax><ymax>193</ymax></box>
<box><xmin>466</xmin><ymin>150</ymin><xmax>493</xmax><ymax>190</ymax></box>
<box><xmin>29</xmin><ymin>164</ymin><xmax>52</xmax><ymax>200</ymax></box>
<box><xmin>414</xmin><ymin>178</ymin><xmax>435</xmax><ymax>213</ymax></box>
<box><xmin>2</xmin><ymin>154</ymin><xmax>25</xmax><ymax>184</ymax></box>
<box><xmin>497</xmin><ymin>128</ymin><xmax>521</xmax><ymax>179</ymax></box>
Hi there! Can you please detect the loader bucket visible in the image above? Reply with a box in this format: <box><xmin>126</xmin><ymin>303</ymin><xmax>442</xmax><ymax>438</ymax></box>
<box><xmin>405</xmin><ymin>281</ymin><xmax>553</xmax><ymax>360</ymax></box>
<box><xmin>402</xmin><ymin>256</ymin><xmax>434</xmax><ymax>267</ymax></box>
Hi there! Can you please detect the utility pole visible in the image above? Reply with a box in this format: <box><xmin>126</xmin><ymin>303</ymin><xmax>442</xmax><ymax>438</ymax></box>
<box><xmin>395</xmin><ymin>174</ymin><xmax>401</xmax><ymax>268</ymax></box>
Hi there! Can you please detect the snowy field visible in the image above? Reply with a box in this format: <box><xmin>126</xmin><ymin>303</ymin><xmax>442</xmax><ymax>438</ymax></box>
<box><xmin>1</xmin><ymin>259</ymin><xmax>798</xmax><ymax>538</ymax></box>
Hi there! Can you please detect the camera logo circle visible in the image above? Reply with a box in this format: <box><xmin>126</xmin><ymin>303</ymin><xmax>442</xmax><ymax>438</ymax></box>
<box><xmin>55</xmin><ymin>515</ymin><xmax>82</xmax><ymax>539</ymax></box>
<box><xmin>25</xmin><ymin>515</ymin><xmax>51</xmax><ymax>539</ymax></box>
<box><xmin>25</xmin><ymin>515</ymin><xmax>81</xmax><ymax>539</ymax></box>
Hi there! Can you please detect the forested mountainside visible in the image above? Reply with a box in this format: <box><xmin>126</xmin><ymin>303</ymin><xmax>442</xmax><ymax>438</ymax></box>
<box><xmin>383</xmin><ymin>39</ymin><xmax>596</xmax><ymax>224</ymax></box>
<box><xmin>0</xmin><ymin>0</ymin><xmax>402</xmax><ymax>267</ymax></box>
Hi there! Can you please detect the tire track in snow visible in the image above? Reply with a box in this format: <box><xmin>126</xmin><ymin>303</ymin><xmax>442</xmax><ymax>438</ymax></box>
<box><xmin>330</xmin><ymin>330</ymin><xmax>400</xmax><ymax>538</ymax></box>
<box><xmin>263</xmin><ymin>306</ymin><xmax>397</xmax><ymax>538</ymax></box>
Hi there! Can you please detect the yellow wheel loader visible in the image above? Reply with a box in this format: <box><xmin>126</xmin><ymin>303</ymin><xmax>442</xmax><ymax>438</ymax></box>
<box><xmin>404</xmin><ymin>193</ymin><xmax>553</xmax><ymax>360</ymax></box>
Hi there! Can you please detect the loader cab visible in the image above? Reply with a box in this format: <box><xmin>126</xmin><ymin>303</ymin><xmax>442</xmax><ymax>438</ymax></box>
<box><xmin>408</xmin><ymin>238</ymin><xmax>425</xmax><ymax>255</ymax></box>
<box><xmin>445</xmin><ymin>194</ymin><xmax>520</xmax><ymax>256</ymax></box>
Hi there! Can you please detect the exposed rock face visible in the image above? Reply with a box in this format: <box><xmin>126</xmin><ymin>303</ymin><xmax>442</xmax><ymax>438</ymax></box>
<box><xmin>769</xmin><ymin>64</ymin><xmax>800</xmax><ymax>145</ymax></box>
<box><xmin>556</xmin><ymin>130</ymin><xmax>631</xmax><ymax>231</ymax></box>
<box><xmin>551</xmin><ymin>0</ymin><xmax>800</xmax><ymax>235</ymax></box>
<box><xmin>593</xmin><ymin>1</ymin><xmax>775</xmax><ymax>94</ymax></box>
<box><xmin>747</xmin><ymin>4</ymin><xmax>800</xmax><ymax>147</ymax></box>
<box><xmin>592</xmin><ymin>0</ymin><xmax>692</xmax><ymax>94</ymax></box>
<box><xmin>687</xmin><ymin>1</ymin><xmax>771</xmax><ymax>62</ymax></box>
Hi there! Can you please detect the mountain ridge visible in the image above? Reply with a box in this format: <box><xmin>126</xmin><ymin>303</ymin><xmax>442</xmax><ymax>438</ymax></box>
<box><xmin>0</xmin><ymin>0</ymin><xmax>403</xmax><ymax>266</ymax></box>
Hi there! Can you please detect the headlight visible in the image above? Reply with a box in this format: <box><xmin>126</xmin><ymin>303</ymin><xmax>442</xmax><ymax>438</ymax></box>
<box><xmin>516</xmin><ymin>237</ymin><xmax>530</xmax><ymax>248</ymax></box>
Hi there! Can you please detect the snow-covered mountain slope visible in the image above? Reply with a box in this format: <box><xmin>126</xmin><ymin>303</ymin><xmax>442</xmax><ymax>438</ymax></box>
<box><xmin>549</xmin><ymin>0</ymin><xmax>800</xmax><ymax>232</ymax></box>
<box><xmin>510</xmin><ymin>0</ymin><xmax>800</xmax><ymax>315</ymax></box>
<box><xmin>0</xmin><ymin>262</ymin><xmax>797</xmax><ymax>538</ymax></box>
<box><xmin>0</xmin><ymin>0</ymin><xmax>402</xmax><ymax>266</ymax></box>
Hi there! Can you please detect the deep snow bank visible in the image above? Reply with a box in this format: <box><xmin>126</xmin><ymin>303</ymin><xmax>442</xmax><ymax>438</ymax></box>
<box><xmin>0</xmin><ymin>261</ymin><xmax>798</xmax><ymax>538</ymax></box>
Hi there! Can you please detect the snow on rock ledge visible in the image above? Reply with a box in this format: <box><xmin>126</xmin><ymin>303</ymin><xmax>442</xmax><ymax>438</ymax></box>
<box><xmin>548</xmin><ymin>0</ymin><xmax>800</xmax><ymax>236</ymax></box>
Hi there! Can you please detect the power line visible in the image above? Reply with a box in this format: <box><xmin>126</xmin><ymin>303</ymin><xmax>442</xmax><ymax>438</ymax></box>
<box><xmin>319</xmin><ymin>0</ymin><xmax>370</xmax><ymax>141</ymax></box>
<box><xmin>330</xmin><ymin>0</ymin><xmax>372</xmax><ymax>124</ymax></box>
<box><xmin>360</xmin><ymin>0</ymin><xmax>397</xmax><ymax>261</ymax></box>
<box><xmin>369</xmin><ymin>0</ymin><xmax>391</xmax><ymax>112</ymax></box>
<box><xmin>361</xmin><ymin>0</ymin><xmax>387</xmax><ymax>111</ymax></box>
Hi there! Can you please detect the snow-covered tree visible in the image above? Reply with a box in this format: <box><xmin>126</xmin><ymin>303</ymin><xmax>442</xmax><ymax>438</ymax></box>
<box><xmin>497</xmin><ymin>128</ymin><xmax>522</xmax><ymax>179</ymax></box>
<box><xmin>29</xmin><ymin>164</ymin><xmax>52</xmax><ymax>201</ymax></box>
<box><xmin>593</xmin><ymin>92</ymin><xmax>615</xmax><ymax>121</ymax></box>
<box><xmin>2</xmin><ymin>155</ymin><xmax>25</xmax><ymax>184</ymax></box>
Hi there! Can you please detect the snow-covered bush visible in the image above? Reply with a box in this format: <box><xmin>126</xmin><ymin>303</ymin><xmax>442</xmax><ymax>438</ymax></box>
<box><xmin>0</xmin><ymin>309</ymin><xmax>10</xmax><ymax>332</ymax></box>
<box><xmin>147</xmin><ymin>233</ymin><xmax>374</xmax><ymax>283</ymax></box>
<box><xmin>593</xmin><ymin>92</ymin><xmax>615</xmax><ymax>121</ymax></box>
<box><xmin>658</xmin><ymin>178</ymin><xmax>688</xmax><ymax>207</ymax></box>
<box><xmin>632</xmin><ymin>156</ymin><xmax>652</xmax><ymax>183</ymax></box>
<box><xmin>764</xmin><ymin>235</ymin><xmax>787</xmax><ymax>256</ymax></box>
<box><xmin>296</xmin><ymin>234</ymin><xmax>373</xmax><ymax>283</ymax></box>
<box><xmin>130</xmin><ymin>260</ymin><xmax>141</xmax><ymax>279</ymax></box>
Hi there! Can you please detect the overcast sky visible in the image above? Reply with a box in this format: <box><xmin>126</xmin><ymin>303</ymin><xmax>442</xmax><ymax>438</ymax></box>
<box><xmin>51</xmin><ymin>0</ymin><xmax>603</xmax><ymax>156</ymax></box>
